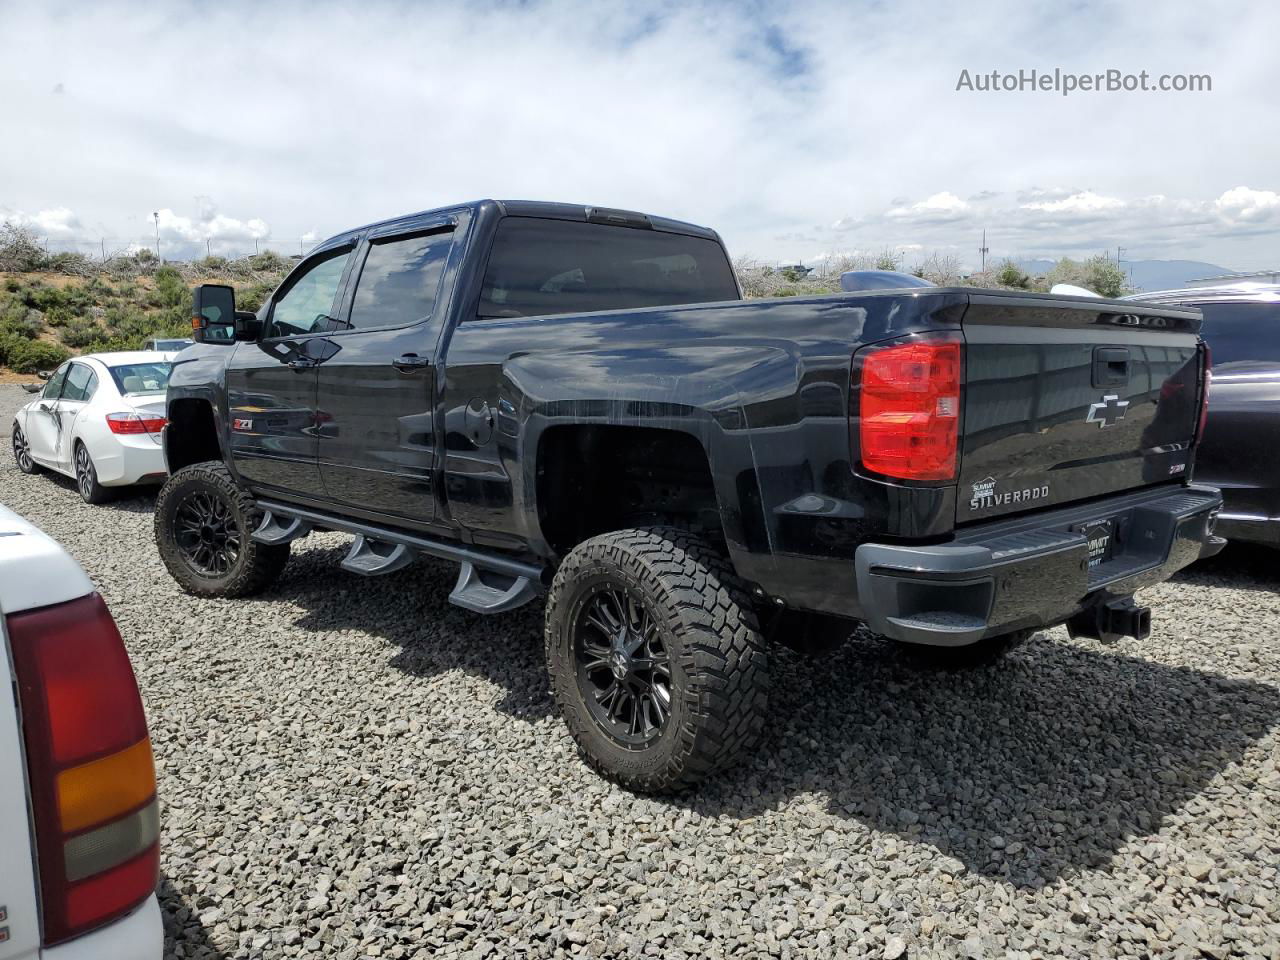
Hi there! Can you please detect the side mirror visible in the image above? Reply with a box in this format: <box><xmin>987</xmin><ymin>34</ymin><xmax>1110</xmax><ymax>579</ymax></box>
<box><xmin>191</xmin><ymin>285</ymin><xmax>237</xmax><ymax>344</ymax></box>
<box><xmin>234</xmin><ymin>310</ymin><xmax>262</xmax><ymax>341</ymax></box>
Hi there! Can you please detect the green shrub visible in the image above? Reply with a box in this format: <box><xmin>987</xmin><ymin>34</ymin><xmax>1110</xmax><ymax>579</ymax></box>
<box><xmin>5</xmin><ymin>339</ymin><xmax>69</xmax><ymax>373</ymax></box>
<box><xmin>61</xmin><ymin>318</ymin><xmax>103</xmax><ymax>349</ymax></box>
<box><xmin>235</xmin><ymin>279</ymin><xmax>275</xmax><ymax>312</ymax></box>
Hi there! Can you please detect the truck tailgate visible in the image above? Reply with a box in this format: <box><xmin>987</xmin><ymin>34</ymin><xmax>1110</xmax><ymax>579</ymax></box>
<box><xmin>958</xmin><ymin>293</ymin><xmax>1204</xmax><ymax>524</ymax></box>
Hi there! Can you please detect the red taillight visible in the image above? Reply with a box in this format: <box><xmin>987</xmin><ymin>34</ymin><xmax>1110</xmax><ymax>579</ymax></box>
<box><xmin>1196</xmin><ymin>341</ymin><xmax>1212</xmax><ymax>443</ymax></box>
<box><xmin>855</xmin><ymin>337</ymin><xmax>962</xmax><ymax>482</ymax></box>
<box><xmin>106</xmin><ymin>413</ymin><xmax>166</xmax><ymax>435</ymax></box>
<box><xmin>6</xmin><ymin>593</ymin><xmax>158</xmax><ymax>946</ymax></box>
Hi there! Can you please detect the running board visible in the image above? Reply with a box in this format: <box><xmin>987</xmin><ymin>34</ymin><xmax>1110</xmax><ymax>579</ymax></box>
<box><xmin>251</xmin><ymin>510</ymin><xmax>313</xmax><ymax>546</ymax></box>
<box><xmin>449</xmin><ymin>562</ymin><xmax>539</xmax><ymax>614</ymax></box>
<box><xmin>341</xmin><ymin>535</ymin><xmax>414</xmax><ymax>576</ymax></box>
<box><xmin>254</xmin><ymin>499</ymin><xmax>548</xmax><ymax>613</ymax></box>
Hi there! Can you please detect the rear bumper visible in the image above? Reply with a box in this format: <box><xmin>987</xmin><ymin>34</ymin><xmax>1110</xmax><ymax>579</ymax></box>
<box><xmin>1216</xmin><ymin>513</ymin><xmax>1280</xmax><ymax>547</ymax></box>
<box><xmin>854</xmin><ymin>485</ymin><xmax>1223</xmax><ymax>646</ymax></box>
<box><xmin>92</xmin><ymin>437</ymin><xmax>167</xmax><ymax>487</ymax></box>
<box><xmin>41</xmin><ymin>895</ymin><xmax>162</xmax><ymax>959</ymax></box>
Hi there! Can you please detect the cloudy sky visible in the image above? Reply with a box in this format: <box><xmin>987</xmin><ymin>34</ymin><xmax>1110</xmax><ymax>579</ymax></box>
<box><xmin>2</xmin><ymin>0</ymin><xmax>1277</xmax><ymax>270</ymax></box>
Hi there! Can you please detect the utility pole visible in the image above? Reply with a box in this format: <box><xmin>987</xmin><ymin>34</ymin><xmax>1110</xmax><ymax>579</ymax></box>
<box><xmin>1115</xmin><ymin>245</ymin><xmax>1125</xmax><ymax>263</ymax></box>
<box><xmin>153</xmin><ymin>212</ymin><xmax>160</xmax><ymax>260</ymax></box>
<box><xmin>100</xmin><ymin>238</ymin><xmax>106</xmax><ymax>262</ymax></box>
<box><xmin>979</xmin><ymin>229</ymin><xmax>989</xmax><ymax>273</ymax></box>
<box><xmin>254</xmin><ymin>238</ymin><xmax>259</xmax><ymax>255</ymax></box>
<box><xmin>206</xmin><ymin>238</ymin><xmax>212</xmax><ymax>258</ymax></box>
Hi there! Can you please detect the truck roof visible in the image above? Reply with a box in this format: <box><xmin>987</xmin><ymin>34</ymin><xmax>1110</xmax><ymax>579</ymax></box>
<box><xmin>0</xmin><ymin>505</ymin><xmax>94</xmax><ymax>615</ymax></box>
<box><xmin>314</xmin><ymin>199</ymin><xmax>722</xmax><ymax>252</ymax></box>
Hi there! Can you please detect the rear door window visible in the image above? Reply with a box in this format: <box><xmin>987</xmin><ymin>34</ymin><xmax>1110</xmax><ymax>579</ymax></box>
<box><xmin>478</xmin><ymin>217</ymin><xmax>739</xmax><ymax>319</ymax></box>
<box><xmin>347</xmin><ymin>230</ymin><xmax>454</xmax><ymax>331</ymax></box>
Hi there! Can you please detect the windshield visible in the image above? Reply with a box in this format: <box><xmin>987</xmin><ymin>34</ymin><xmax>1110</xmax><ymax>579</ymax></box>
<box><xmin>152</xmin><ymin>339</ymin><xmax>192</xmax><ymax>351</ymax></box>
<box><xmin>478</xmin><ymin>217</ymin><xmax>740</xmax><ymax>319</ymax></box>
<box><xmin>109</xmin><ymin>361</ymin><xmax>172</xmax><ymax>396</ymax></box>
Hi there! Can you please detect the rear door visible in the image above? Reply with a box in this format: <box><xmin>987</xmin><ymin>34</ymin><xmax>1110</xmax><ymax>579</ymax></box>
<box><xmin>225</xmin><ymin>244</ymin><xmax>356</xmax><ymax>499</ymax></box>
<box><xmin>958</xmin><ymin>294</ymin><xmax>1204</xmax><ymax>524</ymax></box>
<box><xmin>315</xmin><ymin>221</ymin><xmax>458</xmax><ymax>525</ymax></box>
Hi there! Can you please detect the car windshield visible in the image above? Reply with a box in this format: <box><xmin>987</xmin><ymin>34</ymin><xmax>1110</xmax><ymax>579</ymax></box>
<box><xmin>109</xmin><ymin>361</ymin><xmax>172</xmax><ymax>396</ymax></box>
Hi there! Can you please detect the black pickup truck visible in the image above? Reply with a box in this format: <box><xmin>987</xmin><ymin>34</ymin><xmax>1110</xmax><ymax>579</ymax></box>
<box><xmin>156</xmin><ymin>199</ymin><xmax>1223</xmax><ymax>791</ymax></box>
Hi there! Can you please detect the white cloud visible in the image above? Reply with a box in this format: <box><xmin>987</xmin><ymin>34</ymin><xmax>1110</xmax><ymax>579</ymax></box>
<box><xmin>887</xmin><ymin>192</ymin><xmax>971</xmax><ymax>221</ymax></box>
<box><xmin>1215</xmin><ymin>186</ymin><xmax>1280</xmax><ymax>223</ymax></box>
<box><xmin>1</xmin><ymin>206</ymin><xmax>82</xmax><ymax>237</ymax></box>
<box><xmin>1021</xmin><ymin>191</ymin><xmax>1127</xmax><ymax>215</ymax></box>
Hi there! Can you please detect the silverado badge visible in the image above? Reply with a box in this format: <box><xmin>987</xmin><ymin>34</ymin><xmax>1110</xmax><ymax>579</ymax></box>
<box><xmin>970</xmin><ymin>475</ymin><xmax>1049</xmax><ymax>512</ymax></box>
<box><xmin>1086</xmin><ymin>394</ymin><xmax>1129</xmax><ymax>428</ymax></box>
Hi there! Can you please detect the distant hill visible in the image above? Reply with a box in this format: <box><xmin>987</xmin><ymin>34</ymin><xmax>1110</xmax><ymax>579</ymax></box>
<box><xmin>1013</xmin><ymin>258</ymin><xmax>1234</xmax><ymax>292</ymax></box>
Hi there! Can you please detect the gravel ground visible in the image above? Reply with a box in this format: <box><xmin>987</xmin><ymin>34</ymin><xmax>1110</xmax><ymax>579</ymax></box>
<box><xmin>2</xmin><ymin>384</ymin><xmax>1279</xmax><ymax>960</ymax></box>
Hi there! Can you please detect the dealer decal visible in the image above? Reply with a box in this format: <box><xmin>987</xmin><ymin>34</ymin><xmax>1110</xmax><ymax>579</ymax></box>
<box><xmin>970</xmin><ymin>475</ymin><xmax>1049</xmax><ymax>512</ymax></box>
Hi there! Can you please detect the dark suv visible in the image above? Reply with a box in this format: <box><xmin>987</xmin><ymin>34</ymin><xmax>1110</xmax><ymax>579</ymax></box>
<box><xmin>1126</xmin><ymin>283</ymin><xmax>1280</xmax><ymax>547</ymax></box>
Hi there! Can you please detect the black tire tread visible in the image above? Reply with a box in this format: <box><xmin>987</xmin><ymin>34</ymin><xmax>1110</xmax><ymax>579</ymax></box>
<box><xmin>544</xmin><ymin>526</ymin><xmax>768</xmax><ymax>793</ymax></box>
<box><xmin>154</xmin><ymin>460</ymin><xmax>289</xmax><ymax>598</ymax></box>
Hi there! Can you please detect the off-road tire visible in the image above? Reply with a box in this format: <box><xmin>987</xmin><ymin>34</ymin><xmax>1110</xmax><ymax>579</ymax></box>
<box><xmin>895</xmin><ymin>628</ymin><xmax>1033</xmax><ymax>671</ymax></box>
<box><xmin>12</xmin><ymin>423</ymin><xmax>41</xmax><ymax>474</ymax></box>
<box><xmin>74</xmin><ymin>441</ymin><xmax>113</xmax><ymax>504</ymax></box>
<box><xmin>154</xmin><ymin>460</ymin><xmax>289</xmax><ymax>597</ymax></box>
<box><xmin>544</xmin><ymin>526</ymin><xmax>769</xmax><ymax>793</ymax></box>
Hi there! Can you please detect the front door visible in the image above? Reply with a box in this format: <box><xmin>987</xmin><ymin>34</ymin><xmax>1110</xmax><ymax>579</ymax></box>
<box><xmin>315</xmin><ymin>226</ymin><xmax>456</xmax><ymax>525</ymax></box>
<box><xmin>225</xmin><ymin>244</ymin><xmax>356</xmax><ymax>499</ymax></box>
<box><xmin>24</xmin><ymin>363</ymin><xmax>69</xmax><ymax>467</ymax></box>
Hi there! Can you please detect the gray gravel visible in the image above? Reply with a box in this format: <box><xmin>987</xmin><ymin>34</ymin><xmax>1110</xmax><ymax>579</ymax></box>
<box><xmin>3</xmin><ymin>384</ymin><xmax>1279</xmax><ymax>959</ymax></box>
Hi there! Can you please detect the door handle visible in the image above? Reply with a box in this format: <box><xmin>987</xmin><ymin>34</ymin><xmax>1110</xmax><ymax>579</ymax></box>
<box><xmin>392</xmin><ymin>353</ymin><xmax>430</xmax><ymax>373</ymax></box>
<box><xmin>287</xmin><ymin>357</ymin><xmax>317</xmax><ymax>371</ymax></box>
<box><xmin>1093</xmin><ymin>347</ymin><xmax>1129</xmax><ymax>387</ymax></box>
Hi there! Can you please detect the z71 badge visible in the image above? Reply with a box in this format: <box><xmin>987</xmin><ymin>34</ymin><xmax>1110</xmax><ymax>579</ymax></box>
<box><xmin>970</xmin><ymin>476</ymin><xmax>1049</xmax><ymax>513</ymax></box>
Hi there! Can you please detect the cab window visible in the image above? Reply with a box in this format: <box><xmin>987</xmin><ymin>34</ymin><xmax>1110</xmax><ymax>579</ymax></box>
<box><xmin>267</xmin><ymin>248</ymin><xmax>354</xmax><ymax>338</ymax></box>
<box><xmin>347</xmin><ymin>230</ymin><xmax>453</xmax><ymax>331</ymax></box>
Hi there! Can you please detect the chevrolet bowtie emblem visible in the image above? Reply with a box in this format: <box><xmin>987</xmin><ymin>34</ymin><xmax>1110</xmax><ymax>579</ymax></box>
<box><xmin>1086</xmin><ymin>394</ymin><xmax>1130</xmax><ymax>428</ymax></box>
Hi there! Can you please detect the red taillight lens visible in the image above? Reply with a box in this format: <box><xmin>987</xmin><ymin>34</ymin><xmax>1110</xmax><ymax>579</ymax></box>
<box><xmin>1195</xmin><ymin>341</ymin><xmax>1212</xmax><ymax>443</ymax></box>
<box><xmin>106</xmin><ymin>413</ymin><xmax>166</xmax><ymax>435</ymax></box>
<box><xmin>6</xmin><ymin>593</ymin><xmax>158</xmax><ymax>946</ymax></box>
<box><xmin>855</xmin><ymin>337</ymin><xmax>962</xmax><ymax>482</ymax></box>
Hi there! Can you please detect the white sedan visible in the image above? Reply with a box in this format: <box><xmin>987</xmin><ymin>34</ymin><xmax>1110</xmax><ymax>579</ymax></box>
<box><xmin>10</xmin><ymin>352</ymin><xmax>172</xmax><ymax>504</ymax></box>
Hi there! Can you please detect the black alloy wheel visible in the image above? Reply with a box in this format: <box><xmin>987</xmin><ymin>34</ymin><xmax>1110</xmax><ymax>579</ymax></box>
<box><xmin>172</xmin><ymin>489</ymin><xmax>242</xmax><ymax>576</ymax></box>
<box><xmin>573</xmin><ymin>585</ymin><xmax>673</xmax><ymax>745</ymax></box>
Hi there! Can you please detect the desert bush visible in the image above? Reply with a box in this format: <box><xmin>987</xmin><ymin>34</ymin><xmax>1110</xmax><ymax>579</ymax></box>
<box><xmin>0</xmin><ymin>223</ymin><xmax>46</xmax><ymax>272</ymax></box>
<box><xmin>44</xmin><ymin>251</ymin><xmax>95</xmax><ymax>276</ymax></box>
<box><xmin>61</xmin><ymin>317</ymin><xmax>104</xmax><ymax>349</ymax></box>
<box><xmin>3</xmin><ymin>338</ymin><xmax>70</xmax><ymax>372</ymax></box>
<box><xmin>235</xmin><ymin>279</ymin><xmax>275</xmax><ymax>312</ymax></box>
